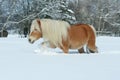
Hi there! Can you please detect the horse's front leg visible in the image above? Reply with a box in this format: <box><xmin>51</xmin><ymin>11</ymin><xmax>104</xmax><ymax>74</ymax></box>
<box><xmin>41</xmin><ymin>41</ymin><xmax>49</xmax><ymax>48</ymax></box>
<box><xmin>49</xmin><ymin>43</ymin><xmax>56</xmax><ymax>48</ymax></box>
<box><xmin>60</xmin><ymin>46</ymin><xmax>69</xmax><ymax>53</ymax></box>
<box><xmin>41</xmin><ymin>41</ymin><xmax>56</xmax><ymax>48</ymax></box>
<box><xmin>60</xmin><ymin>39</ymin><xmax>69</xmax><ymax>53</ymax></box>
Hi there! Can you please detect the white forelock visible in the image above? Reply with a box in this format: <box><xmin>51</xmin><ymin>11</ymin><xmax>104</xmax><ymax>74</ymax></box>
<box><xmin>30</xmin><ymin>19</ymin><xmax>41</xmax><ymax>33</ymax></box>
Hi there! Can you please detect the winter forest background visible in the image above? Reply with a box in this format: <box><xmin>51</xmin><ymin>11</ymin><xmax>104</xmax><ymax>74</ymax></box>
<box><xmin>0</xmin><ymin>0</ymin><xmax>120</xmax><ymax>37</ymax></box>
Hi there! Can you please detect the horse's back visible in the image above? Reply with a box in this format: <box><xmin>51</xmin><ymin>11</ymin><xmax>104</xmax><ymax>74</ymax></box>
<box><xmin>69</xmin><ymin>24</ymin><xmax>95</xmax><ymax>39</ymax></box>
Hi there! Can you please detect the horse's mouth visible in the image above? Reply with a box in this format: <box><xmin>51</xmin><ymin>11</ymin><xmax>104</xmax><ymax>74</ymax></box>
<box><xmin>29</xmin><ymin>41</ymin><xmax>34</xmax><ymax>44</ymax></box>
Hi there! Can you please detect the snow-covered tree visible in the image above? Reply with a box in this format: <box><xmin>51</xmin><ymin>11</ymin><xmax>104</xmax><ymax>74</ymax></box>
<box><xmin>0</xmin><ymin>0</ymin><xmax>120</xmax><ymax>36</ymax></box>
<box><xmin>39</xmin><ymin>0</ymin><xmax>75</xmax><ymax>24</ymax></box>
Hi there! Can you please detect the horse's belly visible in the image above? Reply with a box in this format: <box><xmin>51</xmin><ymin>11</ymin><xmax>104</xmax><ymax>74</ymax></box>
<box><xmin>68</xmin><ymin>34</ymin><xmax>88</xmax><ymax>49</ymax></box>
<box><xmin>69</xmin><ymin>41</ymin><xmax>86</xmax><ymax>49</ymax></box>
<box><xmin>69</xmin><ymin>45</ymin><xmax>83</xmax><ymax>49</ymax></box>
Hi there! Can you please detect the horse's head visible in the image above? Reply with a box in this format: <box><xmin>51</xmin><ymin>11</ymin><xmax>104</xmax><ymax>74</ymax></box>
<box><xmin>28</xmin><ymin>19</ymin><xmax>42</xmax><ymax>44</ymax></box>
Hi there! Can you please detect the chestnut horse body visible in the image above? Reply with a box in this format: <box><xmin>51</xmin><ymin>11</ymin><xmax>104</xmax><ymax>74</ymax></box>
<box><xmin>28</xmin><ymin>19</ymin><xmax>98</xmax><ymax>53</ymax></box>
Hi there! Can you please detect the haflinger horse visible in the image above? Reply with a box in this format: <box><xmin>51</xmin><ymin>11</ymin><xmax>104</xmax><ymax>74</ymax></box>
<box><xmin>28</xmin><ymin>19</ymin><xmax>98</xmax><ymax>53</ymax></box>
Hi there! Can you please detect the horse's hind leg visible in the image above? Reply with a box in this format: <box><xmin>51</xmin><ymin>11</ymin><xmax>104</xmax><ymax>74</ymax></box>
<box><xmin>89</xmin><ymin>49</ymin><xmax>96</xmax><ymax>53</ymax></box>
<box><xmin>87</xmin><ymin>40</ymin><xmax>98</xmax><ymax>53</ymax></box>
<box><xmin>78</xmin><ymin>47</ymin><xmax>85</xmax><ymax>53</ymax></box>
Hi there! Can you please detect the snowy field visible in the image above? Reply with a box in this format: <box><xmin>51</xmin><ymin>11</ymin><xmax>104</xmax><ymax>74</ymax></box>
<box><xmin>0</xmin><ymin>35</ymin><xmax>120</xmax><ymax>80</ymax></box>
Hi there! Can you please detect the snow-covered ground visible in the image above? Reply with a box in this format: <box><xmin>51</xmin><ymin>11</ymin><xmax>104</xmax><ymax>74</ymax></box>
<box><xmin>0</xmin><ymin>35</ymin><xmax>120</xmax><ymax>80</ymax></box>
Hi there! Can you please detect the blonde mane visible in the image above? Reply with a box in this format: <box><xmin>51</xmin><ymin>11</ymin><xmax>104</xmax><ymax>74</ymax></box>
<box><xmin>33</xmin><ymin>19</ymin><xmax>70</xmax><ymax>47</ymax></box>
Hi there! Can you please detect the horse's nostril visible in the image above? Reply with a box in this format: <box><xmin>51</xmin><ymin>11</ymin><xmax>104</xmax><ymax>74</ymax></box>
<box><xmin>29</xmin><ymin>39</ymin><xmax>31</xmax><ymax>42</ymax></box>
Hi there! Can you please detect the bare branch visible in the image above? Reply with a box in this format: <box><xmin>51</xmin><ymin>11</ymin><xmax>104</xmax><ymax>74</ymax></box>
<box><xmin>1</xmin><ymin>7</ymin><xmax>45</xmax><ymax>26</ymax></box>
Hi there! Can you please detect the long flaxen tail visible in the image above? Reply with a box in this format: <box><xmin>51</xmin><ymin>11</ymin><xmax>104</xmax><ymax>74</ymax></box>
<box><xmin>87</xmin><ymin>25</ymin><xmax>98</xmax><ymax>53</ymax></box>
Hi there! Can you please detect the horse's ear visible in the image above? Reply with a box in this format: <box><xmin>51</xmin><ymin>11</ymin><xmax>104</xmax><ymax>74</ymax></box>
<box><xmin>36</xmin><ymin>19</ymin><xmax>41</xmax><ymax>27</ymax></box>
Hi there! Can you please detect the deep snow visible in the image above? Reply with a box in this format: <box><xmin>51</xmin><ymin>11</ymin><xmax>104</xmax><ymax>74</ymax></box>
<box><xmin>0</xmin><ymin>35</ymin><xmax>120</xmax><ymax>80</ymax></box>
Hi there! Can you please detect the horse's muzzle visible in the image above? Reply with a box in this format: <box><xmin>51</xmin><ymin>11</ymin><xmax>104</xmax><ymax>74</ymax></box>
<box><xmin>28</xmin><ymin>39</ymin><xmax>34</xmax><ymax>44</ymax></box>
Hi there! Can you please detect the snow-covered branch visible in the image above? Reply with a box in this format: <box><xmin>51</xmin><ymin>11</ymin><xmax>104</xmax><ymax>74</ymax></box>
<box><xmin>2</xmin><ymin>0</ymin><xmax>17</xmax><ymax>29</ymax></box>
